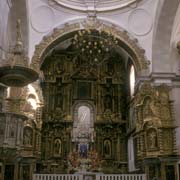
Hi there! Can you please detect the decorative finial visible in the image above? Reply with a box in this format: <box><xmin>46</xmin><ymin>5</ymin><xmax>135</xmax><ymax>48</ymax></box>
<box><xmin>87</xmin><ymin>14</ymin><xmax>97</xmax><ymax>24</ymax></box>
<box><xmin>82</xmin><ymin>15</ymin><xmax>101</xmax><ymax>31</ymax></box>
<box><xmin>14</xmin><ymin>19</ymin><xmax>23</xmax><ymax>54</ymax></box>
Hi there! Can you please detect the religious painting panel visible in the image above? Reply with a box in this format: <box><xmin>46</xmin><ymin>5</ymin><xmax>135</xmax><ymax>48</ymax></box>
<box><xmin>77</xmin><ymin>82</ymin><xmax>92</xmax><ymax>99</ymax></box>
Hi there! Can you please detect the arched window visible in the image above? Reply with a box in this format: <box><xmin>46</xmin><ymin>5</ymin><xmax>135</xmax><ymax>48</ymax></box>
<box><xmin>130</xmin><ymin>65</ymin><xmax>135</xmax><ymax>97</ymax></box>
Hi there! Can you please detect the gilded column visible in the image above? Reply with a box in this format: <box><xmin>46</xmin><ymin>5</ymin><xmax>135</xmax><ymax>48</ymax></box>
<box><xmin>117</xmin><ymin>133</ymin><xmax>121</xmax><ymax>161</ymax></box>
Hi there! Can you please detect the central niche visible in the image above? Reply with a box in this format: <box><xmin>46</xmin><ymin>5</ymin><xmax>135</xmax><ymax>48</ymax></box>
<box><xmin>73</xmin><ymin>103</ymin><xmax>94</xmax><ymax>155</ymax></box>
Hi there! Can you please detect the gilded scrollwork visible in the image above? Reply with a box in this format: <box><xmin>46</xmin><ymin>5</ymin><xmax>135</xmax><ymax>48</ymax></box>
<box><xmin>134</xmin><ymin>82</ymin><xmax>173</xmax><ymax>130</ymax></box>
<box><xmin>133</xmin><ymin>82</ymin><xmax>176</xmax><ymax>160</ymax></box>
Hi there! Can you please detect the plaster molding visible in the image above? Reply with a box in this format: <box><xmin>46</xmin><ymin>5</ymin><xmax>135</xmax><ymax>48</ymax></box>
<box><xmin>49</xmin><ymin>0</ymin><xmax>145</xmax><ymax>12</ymax></box>
<box><xmin>128</xmin><ymin>8</ymin><xmax>153</xmax><ymax>36</ymax></box>
<box><xmin>30</xmin><ymin>5</ymin><xmax>55</xmax><ymax>33</ymax></box>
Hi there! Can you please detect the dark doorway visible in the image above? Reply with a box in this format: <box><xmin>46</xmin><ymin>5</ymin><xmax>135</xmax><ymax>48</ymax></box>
<box><xmin>165</xmin><ymin>165</ymin><xmax>175</xmax><ymax>180</ymax></box>
<box><xmin>36</xmin><ymin>163</ymin><xmax>41</xmax><ymax>173</ymax></box>
<box><xmin>0</xmin><ymin>165</ymin><xmax>2</xmax><ymax>180</ymax></box>
<box><xmin>4</xmin><ymin>165</ymin><xmax>14</xmax><ymax>180</ymax></box>
<box><xmin>22</xmin><ymin>165</ymin><xmax>30</xmax><ymax>180</ymax></box>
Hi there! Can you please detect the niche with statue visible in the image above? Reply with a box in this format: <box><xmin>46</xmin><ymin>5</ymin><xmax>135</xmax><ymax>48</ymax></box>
<box><xmin>103</xmin><ymin>139</ymin><xmax>112</xmax><ymax>158</ymax></box>
<box><xmin>54</xmin><ymin>138</ymin><xmax>62</xmax><ymax>157</ymax></box>
<box><xmin>146</xmin><ymin>128</ymin><xmax>158</xmax><ymax>151</ymax></box>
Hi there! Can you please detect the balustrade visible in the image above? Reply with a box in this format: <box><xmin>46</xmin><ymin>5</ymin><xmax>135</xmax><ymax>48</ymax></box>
<box><xmin>33</xmin><ymin>174</ymin><xmax>146</xmax><ymax>180</ymax></box>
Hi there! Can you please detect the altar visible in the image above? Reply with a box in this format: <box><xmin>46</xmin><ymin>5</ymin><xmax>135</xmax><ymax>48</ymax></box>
<box><xmin>67</xmin><ymin>148</ymin><xmax>102</xmax><ymax>174</ymax></box>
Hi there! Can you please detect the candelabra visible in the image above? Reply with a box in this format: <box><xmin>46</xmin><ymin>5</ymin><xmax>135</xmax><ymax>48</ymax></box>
<box><xmin>72</xmin><ymin>29</ymin><xmax>118</xmax><ymax>66</ymax></box>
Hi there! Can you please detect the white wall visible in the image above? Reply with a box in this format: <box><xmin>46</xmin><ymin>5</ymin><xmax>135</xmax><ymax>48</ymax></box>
<box><xmin>0</xmin><ymin>1</ymin><xmax>10</xmax><ymax>59</ymax></box>
<box><xmin>27</xmin><ymin>0</ymin><xmax>159</xmax><ymax>70</ymax></box>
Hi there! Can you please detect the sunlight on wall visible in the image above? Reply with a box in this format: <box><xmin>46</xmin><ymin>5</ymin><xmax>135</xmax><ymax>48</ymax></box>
<box><xmin>27</xmin><ymin>84</ymin><xmax>40</xmax><ymax>110</ymax></box>
<box><xmin>130</xmin><ymin>65</ymin><xmax>135</xmax><ymax>97</ymax></box>
<box><xmin>27</xmin><ymin>98</ymin><xmax>38</xmax><ymax>110</ymax></box>
<box><xmin>7</xmin><ymin>87</ymin><xmax>10</xmax><ymax>98</ymax></box>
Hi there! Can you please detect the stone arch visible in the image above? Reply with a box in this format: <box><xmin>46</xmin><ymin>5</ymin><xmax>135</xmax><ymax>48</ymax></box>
<box><xmin>31</xmin><ymin>19</ymin><xmax>150</xmax><ymax>75</ymax></box>
<box><xmin>171</xmin><ymin>3</ymin><xmax>180</xmax><ymax>46</ymax></box>
<box><xmin>152</xmin><ymin>0</ymin><xmax>180</xmax><ymax>72</ymax></box>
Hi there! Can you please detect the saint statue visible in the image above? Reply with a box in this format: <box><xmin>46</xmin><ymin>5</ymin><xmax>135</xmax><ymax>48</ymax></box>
<box><xmin>143</xmin><ymin>98</ymin><xmax>153</xmax><ymax>118</ymax></box>
<box><xmin>23</xmin><ymin>128</ymin><xmax>33</xmax><ymax>145</ymax></box>
<box><xmin>104</xmin><ymin>140</ymin><xmax>111</xmax><ymax>156</ymax></box>
<box><xmin>54</xmin><ymin>139</ymin><xmax>62</xmax><ymax>156</ymax></box>
<box><xmin>147</xmin><ymin>130</ymin><xmax>157</xmax><ymax>149</ymax></box>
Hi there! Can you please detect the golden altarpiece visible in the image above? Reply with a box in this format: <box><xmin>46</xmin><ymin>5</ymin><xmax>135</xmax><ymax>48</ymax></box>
<box><xmin>40</xmin><ymin>37</ymin><xmax>128</xmax><ymax>173</ymax></box>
